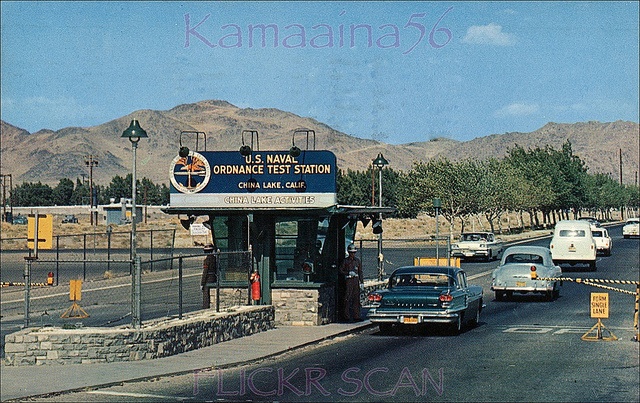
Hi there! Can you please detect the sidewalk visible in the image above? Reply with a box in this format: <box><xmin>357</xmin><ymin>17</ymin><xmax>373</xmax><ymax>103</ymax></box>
<box><xmin>0</xmin><ymin>321</ymin><xmax>372</xmax><ymax>401</ymax></box>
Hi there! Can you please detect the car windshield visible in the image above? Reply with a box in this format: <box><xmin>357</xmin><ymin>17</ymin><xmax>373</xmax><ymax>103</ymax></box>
<box><xmin>391</xmin><ymin>273</ymin><xmax>452</xmax><ymax>287</ymax></box>
<box><xmin>627</xmin><ymin>219</ymin><xmax>639</xmax><ymax>225</ymax></box>
<box><xmin>504</xmin><ymin>253</ymin><xmax>544</xmax><ymax>264</ymax></box>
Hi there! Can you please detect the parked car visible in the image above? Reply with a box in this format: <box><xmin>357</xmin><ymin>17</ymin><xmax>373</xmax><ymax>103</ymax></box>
<box><xmin>61</xmin><ymin>214</ymin><xmax>78</xmax><ymax>224</ymax></box>
<box><xmin>450</xmin><ymin>232</ymin><xmax>503</xmax><ymax>261</ymax></box>
<box><xmin>491</xmin><ymin>246</ymin><xmax>562</xmax><ymax>301</ymax></box>
<box><xmin>622</xmin><ymin>218</ymin><xmax>639</xmax><ymax>239</ymax></box>
<box><xmin>12</xmin><ymin>214</ymin><xmax>27</xmax><ymax>225</ymax></box>
<box><xmin>591</xmin><ymin>228</ymin><xmax>612</xmax><ymax>256</ymax></box>
<box><xmin>367</xmin><ymin>266</ymin><xmax>484</xmax><ymax>334</ymax></box>
<box><xmin>549</xmin><ymin>220</ymin><xmax>597</xmax><ymax>270</ymax></box>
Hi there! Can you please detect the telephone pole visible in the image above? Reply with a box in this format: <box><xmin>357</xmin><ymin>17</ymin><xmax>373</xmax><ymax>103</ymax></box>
<box><xmin>84</xmin><ymin>155</ymin><xmax>98</xmax><ymax>225</ymax></box>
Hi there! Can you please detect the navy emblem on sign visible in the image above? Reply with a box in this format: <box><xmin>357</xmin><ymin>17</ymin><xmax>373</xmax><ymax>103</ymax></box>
<box><xmin>169</xmin><ymin>151</ymin><xmax>211</xmax><ymax>194</ymax></box>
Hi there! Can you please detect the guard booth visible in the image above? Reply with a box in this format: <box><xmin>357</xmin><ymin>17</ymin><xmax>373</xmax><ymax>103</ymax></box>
<box><xmin>162</xmin><ymin>130</ymin><xmax>391</xmax><ymax>325</ymax></box>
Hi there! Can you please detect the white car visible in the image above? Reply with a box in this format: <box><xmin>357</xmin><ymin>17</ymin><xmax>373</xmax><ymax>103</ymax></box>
<box><xmin>622</xmin><ymin>218</ymin><xmax>639</xmax><ymax>239</ymax></box>
<box><xmin>591</xmin><ymin>228</ymin><xmax>612</xmax><ymax>256</ymax></box>
<box><xmin>549</xmin><ymin>220</ymin><xmax>597</xmax><ymax>271</ymax></box>
<box><xmin>492</xmin><ymin>246</ymin><xmax>562</xmax><ymax>301</ymax></box>
<box><xmin>450</xmin><ymin>232</ymin><xmax>503</xmax><ymax>261</ymax></box>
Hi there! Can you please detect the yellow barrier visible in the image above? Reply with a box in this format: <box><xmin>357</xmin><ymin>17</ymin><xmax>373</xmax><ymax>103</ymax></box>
<box><xmin>413</xmin><ymin>257</ymin><xmax>461</xmax><ymax>267</ymax></box>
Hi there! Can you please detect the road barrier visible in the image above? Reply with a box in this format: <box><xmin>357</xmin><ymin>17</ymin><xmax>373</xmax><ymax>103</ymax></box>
<box><xmin>537</xmin><ymin>276</ymin><xmax>639</xmax><ymax>342</ymax></box>
<box><xmin>1</xmin><ymin>281</ymin><xmax>49</xmax><ymax>287</ymax></box>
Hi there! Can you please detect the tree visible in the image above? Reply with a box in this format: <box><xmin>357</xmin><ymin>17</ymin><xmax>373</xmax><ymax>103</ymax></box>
<box><xmin>52</xmin><ymin>178</ymin><xmax>74</xmax><ymax>206</ymax></box>
<box><xmin>11</xmin><ymin>182</ymin><xmax>54</xmax><ymax>206</ymax></box>
<box><xmin>71</xmin><ymin>178</ymin><xmax>89</xmax><ymax>205</ymax></box>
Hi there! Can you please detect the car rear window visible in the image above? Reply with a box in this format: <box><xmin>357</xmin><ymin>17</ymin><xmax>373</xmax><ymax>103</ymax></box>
<box><xmin>558</xmin><ymin>229</ymin><xmax>586</xmax><ymax>237</ymax></box>
<box><xmin>391</xmin><ymin>273</ymin><xmax>452</xmax><ymax>287</ymax></box>
<box><xmin>504</xmin><ymin>253</ymin><xmax>543</xmax><ymax>264</ymax></box>
<box><xmin>592</xmin><ymin>231</ymin><xmax>603</xmax><ymax>237</ymax></box>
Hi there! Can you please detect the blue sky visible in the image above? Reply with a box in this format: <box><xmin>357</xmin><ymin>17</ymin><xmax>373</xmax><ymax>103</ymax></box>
<box><xmin>1</xmin><ymin>1</ymin><xmax>638</xmax><ymax>144</ymax></box>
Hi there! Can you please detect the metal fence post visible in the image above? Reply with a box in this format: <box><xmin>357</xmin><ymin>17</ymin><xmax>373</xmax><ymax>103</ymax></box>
<box><xmin>170</xmin><ymin>229</ymin><xmax>176</xmax><ymax>270</ymax></box>
<box><xmin>150</xmin><ymin>229</ymin><xmax>154</xmax><ymax>272</ymax></box>
<box><xmin>178</xmin><ymin>255</ymin><xmax>183</xmax><ymax>319</ymax></box>
<box><xmin>83</xmin><ymin>233</ymin><xmax>87</xmax><ymax>280</ymax></box>
<box><xmin>23</xmin><ymin>255</ymin><xmax>33</xmax><ymax>328</ymax></box>
<box><xmin>55</xmin><ymin>235</ymin><xmax>60</xmax><ymax>286</ymax></box>
<box><xmin>106</xmin><ymin>226</ymin><xmax>112</xmax><ymax>273</ymax></box>
<box><xmin>129</xmin><ymin>230</ymin><xmax>133</xmax><ymax>275</ymax></box>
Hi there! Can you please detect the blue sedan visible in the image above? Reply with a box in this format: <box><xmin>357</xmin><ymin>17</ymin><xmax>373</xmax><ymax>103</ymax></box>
<box><xmin>367</xmin><ymin>266</ymin><xmax>484</xmax><ymax>334</ymax></box>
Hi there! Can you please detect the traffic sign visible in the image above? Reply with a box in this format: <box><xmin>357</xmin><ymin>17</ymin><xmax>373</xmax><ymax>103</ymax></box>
<box><xmin>590</xmin><ymin>292</ymin><xmax>609</xmax><ymax>319</ymax></box>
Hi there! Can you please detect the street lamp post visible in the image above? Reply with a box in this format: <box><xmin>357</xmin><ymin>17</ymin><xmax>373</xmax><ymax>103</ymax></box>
<box><xmin>121</xmin><ymin>120</ymin><xmax>147</xmax><ymax>329</ymax></box>
<box><xmin>372</xmin><ymin>152</ymin><xmax>389</xmax><ymax>280</ymax></box>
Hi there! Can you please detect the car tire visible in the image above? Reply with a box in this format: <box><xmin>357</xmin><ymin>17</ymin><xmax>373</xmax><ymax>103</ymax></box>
<box><xmin>589</xmin><ymin>261</ymin><xmax>597</xmax><ymax>271</ymax></box>
<box><xmin>485</xmin><ymin>250</ymin><xmax>492</xmax><ymax>262</ymax></box>
<box><xmin>545</xmin><ymin>290</ymin><xmax>553</xmax><ymax>301</ymax></box>
<box><xmin>378</xmin><ymin>323</ymin><xmax>392</xmax><ymax>334</ymax></box>
<box><xmin>495</xmin><ymin>291</ymin><xmax>505</xmax><ymax>301</ymax></box>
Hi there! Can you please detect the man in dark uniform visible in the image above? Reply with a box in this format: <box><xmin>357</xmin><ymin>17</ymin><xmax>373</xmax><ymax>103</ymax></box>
<box><xmin>201</xmin><ymin>244</ymin><xmax>217</xmax><ymax>309</ymax></box>
<box><xmin>339</xmin><ymin>243</ymin><xmax>363</xmax><ymax>321</ymax></box>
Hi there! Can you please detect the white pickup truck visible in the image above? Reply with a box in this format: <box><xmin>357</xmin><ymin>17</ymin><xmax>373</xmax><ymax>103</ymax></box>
<box><xmin>450</xmin><ymin>232</ymin><xmax>504</xmax><ymax>261</ymax></box>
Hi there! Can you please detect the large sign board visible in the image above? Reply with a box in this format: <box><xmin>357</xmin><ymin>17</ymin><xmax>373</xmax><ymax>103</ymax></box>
<box><xmin>169</xmin><ymin>150</ymin><xmax>337</xmax><ymax>209</ymax></box>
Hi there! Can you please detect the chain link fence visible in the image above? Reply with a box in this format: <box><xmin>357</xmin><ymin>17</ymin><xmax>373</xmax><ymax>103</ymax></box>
<box><xmin>354</xmin><ymin>237</ymin><xmax>452</xmax><ymax>279</ymax></box>
<box><xmin>2</xmin><ymin>235</ymin><xmax>445</xmax><ymax>335</ymax></box>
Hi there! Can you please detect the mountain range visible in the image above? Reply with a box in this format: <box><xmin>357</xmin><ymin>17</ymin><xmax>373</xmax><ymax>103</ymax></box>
<box><xmin>1</xmin><ymin>100</ymin><xmax>638</xmax><ymax>187</ymax></box>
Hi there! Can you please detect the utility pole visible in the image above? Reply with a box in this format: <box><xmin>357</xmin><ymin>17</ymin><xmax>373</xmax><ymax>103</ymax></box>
<box><xmin>619</xmin><ymin>149</ymin><xmax>623</xmax><ymax>186</ymax></box>
<box><xmin>84</xmin><ymin>155</ymin><xmax>98</xmax><ymax>225</ymax></box>
<box><xmin>0</xmin><ymin>173</ymin><xmax>12</xmax><ymax>222</ymax></box>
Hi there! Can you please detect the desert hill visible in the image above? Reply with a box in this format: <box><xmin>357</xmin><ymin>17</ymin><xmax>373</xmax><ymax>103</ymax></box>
<box><xmin>0</xmin><ymin>100</ymin><xmax>638</xmax><ymax>186</ymax></box>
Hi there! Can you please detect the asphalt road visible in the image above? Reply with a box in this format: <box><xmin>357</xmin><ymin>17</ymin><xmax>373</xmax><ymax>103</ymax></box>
<box><xmin>20</xmin><ymin>225</ymin><xmax>640</xmax><ymax>402</ymax></box>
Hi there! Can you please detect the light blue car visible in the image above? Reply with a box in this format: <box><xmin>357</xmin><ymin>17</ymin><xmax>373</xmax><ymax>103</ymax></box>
<box><xmin>491</xmin><ymin>246</ymin><xmax>562</xmax><ymax>301</ymax></box>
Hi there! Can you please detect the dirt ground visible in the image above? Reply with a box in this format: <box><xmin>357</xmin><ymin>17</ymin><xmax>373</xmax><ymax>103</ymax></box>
<box><xmin>1</xmin><ymin>208</ymin><xmax>552</xmax><ymax>250</ymax></box>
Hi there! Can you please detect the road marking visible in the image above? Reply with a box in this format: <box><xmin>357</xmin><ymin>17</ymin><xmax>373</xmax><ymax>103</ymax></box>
<box><xmin>87</xmin><ymin>390</ymin><xmax>193</xmax><ymax>401</ymax></box>
<box><xmin>0</xmin><ymin>272</ymin><xmax>201</xmax><ymax>305</ymax></box>
<box><xmin>504</xmin><ymin>327</ymin><xmax>554</xmax><ymax>334</ymax></box>
<box><xmin>502</xmin><ymin>325</ymin><xmax>602</xmax><ymax>335</ymax></box>
<box><xmin>468</xmin><ymin>270</ymin><xmax>493</xmax><ymax>280</ymax></box>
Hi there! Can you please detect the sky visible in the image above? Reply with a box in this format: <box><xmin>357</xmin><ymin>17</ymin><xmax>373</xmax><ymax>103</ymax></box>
<box><xmin>1</xmin><ymin>1</ymin><xmax>638</xmax><ymax>144</ymax></box>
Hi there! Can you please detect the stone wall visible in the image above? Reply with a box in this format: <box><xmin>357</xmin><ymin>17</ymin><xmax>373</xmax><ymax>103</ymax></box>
<box><xmin>3</xmin><ymin>306</ymin><xmax>274</xmax><ymax>366</ymax></box>
<box><xmin>272</xmin><ymin>284</ymin><xmax>336</xmax><ymax>326</ymax></box>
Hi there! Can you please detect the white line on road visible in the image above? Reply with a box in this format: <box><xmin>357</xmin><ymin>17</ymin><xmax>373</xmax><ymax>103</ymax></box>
<box><xmin>468</xmin><ymin>270</ymin><xmax>494</xmax><ymax>280</ymax></box>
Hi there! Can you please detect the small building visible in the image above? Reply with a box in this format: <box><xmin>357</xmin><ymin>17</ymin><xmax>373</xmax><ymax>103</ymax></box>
<box><xmin>162</xmin><ymin>130</ymin><xmax>392</xmax><ymax>325</ymax></box>
<box><xmin>102</xmin><ymin>198</ymin><xmax>143</xmax><ymax>225</ymax></box>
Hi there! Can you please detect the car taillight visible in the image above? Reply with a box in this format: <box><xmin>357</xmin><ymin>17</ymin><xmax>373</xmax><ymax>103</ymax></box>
<box><xmin>439</xmin><ymin>294</ymin><xmax>453</xmax><ymax>302</ymax></box>
<box><xmin>368</xmin><ymin>293</ymin><xmax>382</xmax><ymax>303</ymax></box>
